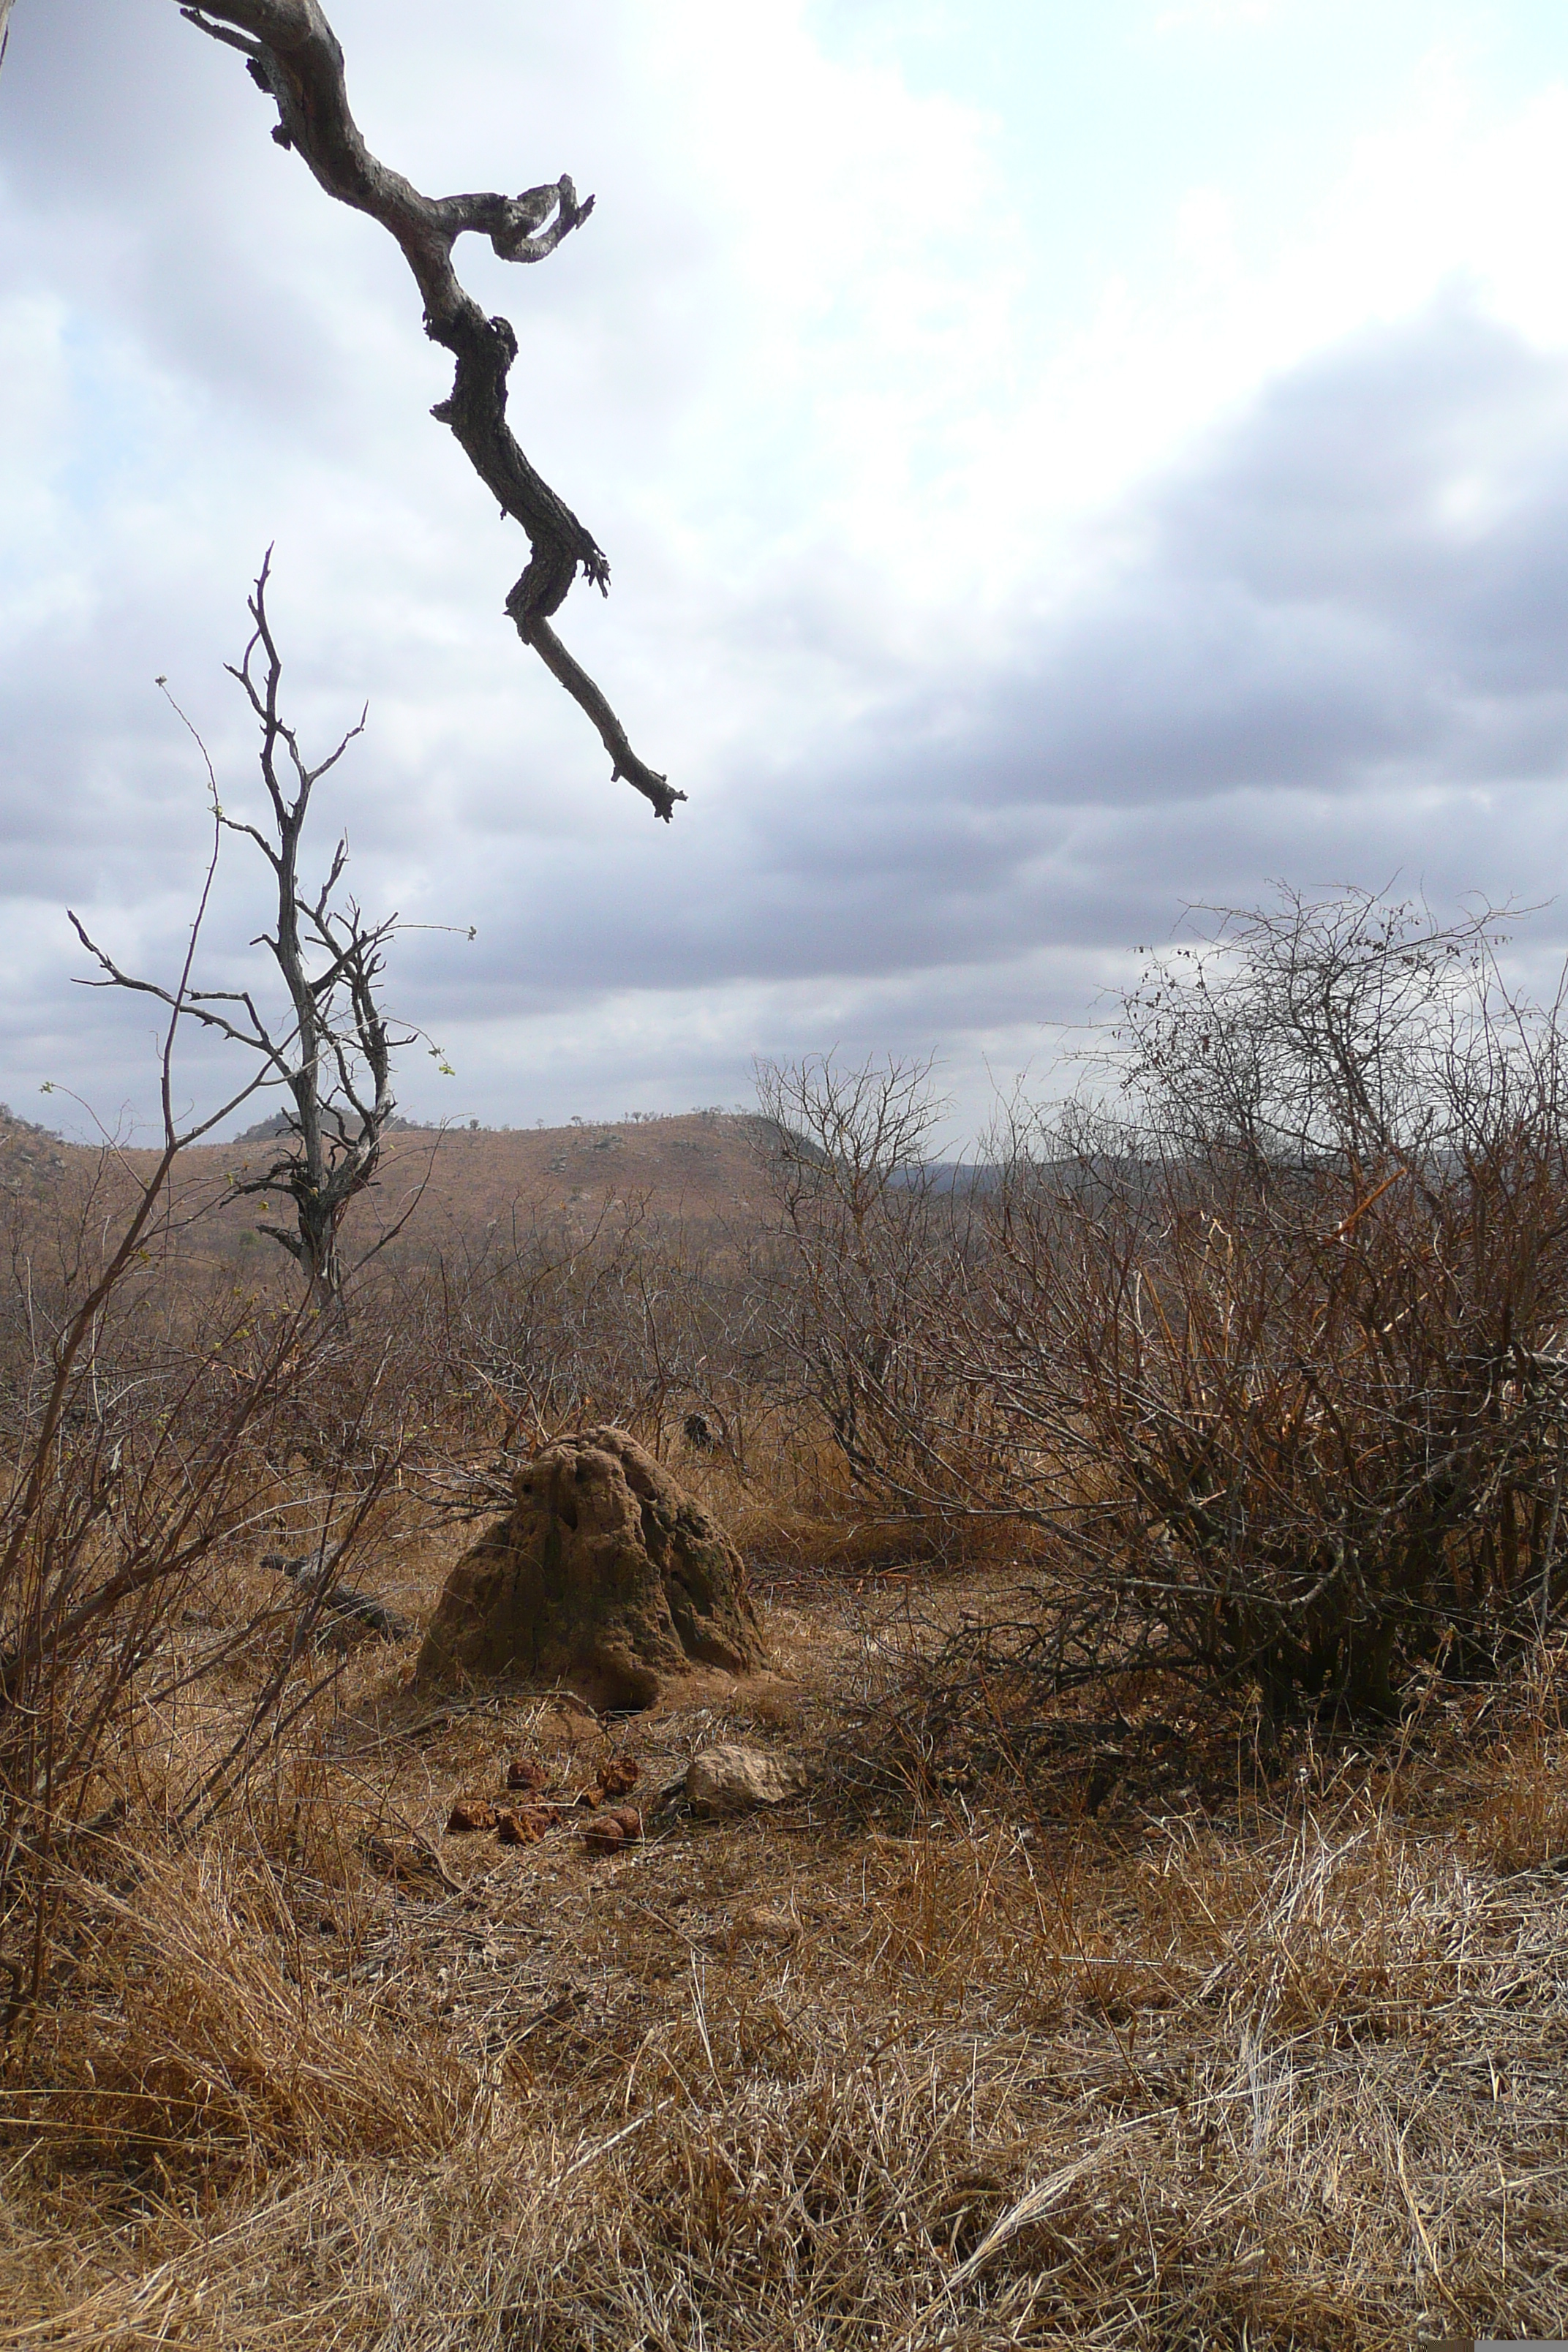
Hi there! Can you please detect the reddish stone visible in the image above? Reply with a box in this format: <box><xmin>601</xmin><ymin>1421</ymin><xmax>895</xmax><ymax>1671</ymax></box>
<box><xmin>496</xmin><ymin>1805</ymin><xmax>552</xmax><ymax>1846</ymax></box>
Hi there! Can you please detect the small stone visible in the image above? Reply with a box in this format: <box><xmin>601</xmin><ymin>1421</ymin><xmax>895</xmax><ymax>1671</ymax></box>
<box><xmin>603</xmin><ymin>1805</ymin><xmax>643</xmax><ymax>1842</ymax></box>
<box><xmin>505</xmin><ymin>1754</ymin><xmax>549</xmax><ymax>1793</ymax></box>
<box><xmin>496</xmin><ymin>1805</ymin><xmax>553</xmax><ymax>1846</ymax></box>
<box><xmin>685</xmin><ymin>1745</ymin><xmax>808</xmax><ymax>1816</ymax></box>
<box><xmin>446</xmin><ymin>1798</ymin><xmax>498</xmax><ymax>1834</ymax></box>
<box><xmin>580</xmin><ymin>1815</ymin><xmax>626</xmax><ymax>1854</ymax></box>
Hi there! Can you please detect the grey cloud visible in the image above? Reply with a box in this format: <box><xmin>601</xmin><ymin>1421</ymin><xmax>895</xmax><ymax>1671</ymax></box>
<box><xmin>413</xmin><ymin>301</ymin><xmax>1568</xmax><ymax>1011</ymax></box>
<box><xmin>8</xmin><ymin>6</ymin><xmax>1568</xmax><ymax>1139</ymax></box>
<box><xmin>860</xmin><ymin>311</ymin><xmax>1568</xmax><ymax>816</ymax></box>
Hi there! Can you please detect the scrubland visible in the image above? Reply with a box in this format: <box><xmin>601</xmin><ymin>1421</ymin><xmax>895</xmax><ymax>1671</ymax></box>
<box><xmin>3</xmin><ymin>1481</ymin><xmax>1565</xmax><ymax>2351</ymax></box>
<box><xmin>4</xmin><ymin>897</ymin><xmax>1568</xmax><ymax>2347</ymax></box>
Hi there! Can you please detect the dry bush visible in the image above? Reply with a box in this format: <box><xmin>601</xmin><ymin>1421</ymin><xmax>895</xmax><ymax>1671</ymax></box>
<box><xmin>974</xmin><ymin>894</ymin><xmax>1568</xmax><ymax>1724</ymax></box>
<box><xmin>752</xmin><ymin>1055</ymin><xmax>1025</xmax><ymax>1575</ymax></box>
<box><xmin>393</xmin><ymin>1188</ymin><xmax>925</xmax><ymax>1587</ymax></box>
<box><xmin>458</xmin><ymin>1198</ymin><xmax>767</xmax><ymax>1460</ymax></box>
<box><xmin>0</xmin><ymin>1147</ymin><xmax>428</xmax><ymax>2035</ymax></box>
<box><xmin>763</xmin><ymin>898</ymin><xmax>1568</xmax><ymax>1730</ymax></box>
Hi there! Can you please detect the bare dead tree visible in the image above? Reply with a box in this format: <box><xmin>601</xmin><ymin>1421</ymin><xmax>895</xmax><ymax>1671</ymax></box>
<box><xmin>176</xmin><ymin>0</ymin><xmax>684</xmax><ymax>823</ymax></box>
<box><xmin>72</xmin><ymin>557</ymin><xmax>426</xmax><ymax>1311</ymax></box>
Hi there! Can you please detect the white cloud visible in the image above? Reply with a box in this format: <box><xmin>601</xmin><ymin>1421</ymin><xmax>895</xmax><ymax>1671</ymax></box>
<box><xmin>1153</xmin><ymin>2</ymin><xmax>1283</xmax><ymax>33</ymax></box>
<box><xmin>5</xmin><ymin>3</ymin><xmax>1568</xmax><ymax>1142</ymax></box>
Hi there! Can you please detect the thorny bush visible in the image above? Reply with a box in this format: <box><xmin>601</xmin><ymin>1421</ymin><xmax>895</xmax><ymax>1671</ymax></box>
<box><xmin>761</xmin><ymin>894</ymin><xmax>1568</xmax><ymax>1725</ymax></box>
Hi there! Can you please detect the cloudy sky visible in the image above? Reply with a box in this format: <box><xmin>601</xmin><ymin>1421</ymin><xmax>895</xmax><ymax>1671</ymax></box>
<box><xmin>5</xmin><ymin>1</ymin><xmax>1568</xmax><ymax>1143</ymax></box>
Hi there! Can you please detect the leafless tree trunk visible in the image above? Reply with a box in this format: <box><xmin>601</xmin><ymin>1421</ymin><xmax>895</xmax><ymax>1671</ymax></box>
<box><xmin>176</xmin><ymin>0</ymin><xmax>684</xmax><ymax>822</ymax></box>
<box><xmin>72</xmin><ymin>557</ymin><xmax>421</xmax><ymax>1312</ymax></box>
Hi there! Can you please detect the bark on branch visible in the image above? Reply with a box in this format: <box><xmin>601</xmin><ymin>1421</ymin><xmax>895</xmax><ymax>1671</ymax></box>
<box><xmin>178</xmin><ymin>0</ymin><xmax>684</xmax><ymax>822</ymax></box>
<box><xmin>262</xmin><ymin>1551</ymin><xmax>411</xmax><ymax>1643</ymax></box>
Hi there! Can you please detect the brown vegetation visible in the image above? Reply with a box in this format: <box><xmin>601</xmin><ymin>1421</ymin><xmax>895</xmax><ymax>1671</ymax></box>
<box><xmin>2</xmin><ymin>897</ymin><xmax>1568</xmax><ymax>2342</ymax></box>
<box><xmin>1</xmin><ymin>1606</ymin><xmax>1564</xmax><ymax>2347</ymax></box>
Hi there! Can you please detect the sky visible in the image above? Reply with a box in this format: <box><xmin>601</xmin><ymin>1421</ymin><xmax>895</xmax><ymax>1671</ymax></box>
<box><xmin>5</xmin><ymin>1</ymin><xmax>1568</xmax><ymax>1145</ymax></box>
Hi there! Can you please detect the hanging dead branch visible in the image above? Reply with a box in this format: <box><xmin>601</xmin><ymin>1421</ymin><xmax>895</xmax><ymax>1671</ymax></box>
<box><xmin>178</xmin><ymin>0</ymin><xmax>684</xmax><ymax>823</ymax></box>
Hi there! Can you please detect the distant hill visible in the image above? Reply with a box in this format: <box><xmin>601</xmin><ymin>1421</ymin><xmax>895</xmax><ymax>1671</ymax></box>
<box><xmin>154</xmin><ymin>1110</ymin><xmax>786</xmax><ymax>1272</ymax></box>
<box><xmin>232</xmin><ymin>1109</ymin><xmax>425</xmax><ymax>1144</ymax></box>
<box><xmin>0</xmin><ymin>1103</ymin><xmax>68</xmax><ymax>1197</ymax></box>
<box><xmin>0</xmin><ymin>1108</ymin><xmax>1016</xmax><ymax>1276</ymax></box>
<box><xmin>892</xmin><ymin>1161</ymin><xmax>1003</xmax><ymax>1196</ymax></box>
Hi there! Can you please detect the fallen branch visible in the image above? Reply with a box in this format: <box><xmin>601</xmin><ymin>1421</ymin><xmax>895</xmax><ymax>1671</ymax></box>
<box><xmin>261</xmin><ymin>1550</ymin><xmax>411</xmax><ymax>1642</ymax></box>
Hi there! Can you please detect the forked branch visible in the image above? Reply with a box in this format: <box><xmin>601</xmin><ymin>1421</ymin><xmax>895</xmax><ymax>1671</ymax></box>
<box><xmin>178</xmin><ymin>0</ymin><xmax>685</xmax><ymax>822</ymax></box>
<box><xmin>75</xmin><ymin>557</ymin><xmax>431</xmax><ymax>1310</ymax></box>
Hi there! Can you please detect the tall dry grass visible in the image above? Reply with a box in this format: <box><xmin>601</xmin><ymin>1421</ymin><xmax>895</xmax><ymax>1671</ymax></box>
<box><xmin>2</xmin><ymin>1665</ymin><xmax>1564</xmax><ymax>2347</ymax></box>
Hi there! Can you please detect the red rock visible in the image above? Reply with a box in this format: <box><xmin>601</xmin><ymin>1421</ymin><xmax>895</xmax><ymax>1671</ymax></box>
<box><xmin>505</xmin><ymin>1754</ymin><xmax>549</xmax><ymax>1793</ymax></box>
<box><xmin>600</xmin><ymin>1756</ymin><xmax>640</xmax><ymax>1799</ymax></box>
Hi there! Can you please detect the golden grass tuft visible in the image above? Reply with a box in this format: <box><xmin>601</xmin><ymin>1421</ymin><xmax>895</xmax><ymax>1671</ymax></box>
<box><xmin>3</xmin><ymin>1640</ymin><xmax>1567</xmax><ymax>2347</ymax></box>
<box><xmin>10</xmin><ymin>1847</ymin><xmax>475</xmax><ymax>2182</ymax></box>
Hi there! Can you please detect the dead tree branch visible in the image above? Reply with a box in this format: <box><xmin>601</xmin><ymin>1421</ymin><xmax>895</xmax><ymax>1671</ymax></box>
<box><xmin>178</xmin><ymin>0</ymin><xmax>685</xmax><ymax>822</ymax></box>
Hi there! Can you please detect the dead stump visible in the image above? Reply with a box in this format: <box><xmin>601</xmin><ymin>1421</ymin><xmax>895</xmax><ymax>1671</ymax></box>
<box><xmin>415</xmin><ymin>1426</ymin><xmax>766</xmax><ymax>1708</ymax></box>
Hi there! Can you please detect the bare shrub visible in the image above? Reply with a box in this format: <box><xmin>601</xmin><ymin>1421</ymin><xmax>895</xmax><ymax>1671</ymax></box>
<box><xmin>0</xmin><ymin>810</ymin><xmax>420</xmax><ymax>2031</ymax></box>
<box><xmin>0</xmin><ymin>1183</ymin><xmax>423</xmax><ymax>2028</ymax></box>
<box><xmin>766</xmin><ymin>899</ymin><xmax>1568</xmax><ymax>1727</ymax></box>
<box><xmin>408</xmin><ymin>1192</ymin><xmax>781</xmax><ymax>1520</ymax></box>
<box><xmin>987</xmin><ymin>892</ymin><xmax>1568</xmax><ymax>1721</ymax></box>
<box><xmin>753</xmin><ymin>1055</ymin><xmax>1017</xmax><ymax>1564</ymax></box>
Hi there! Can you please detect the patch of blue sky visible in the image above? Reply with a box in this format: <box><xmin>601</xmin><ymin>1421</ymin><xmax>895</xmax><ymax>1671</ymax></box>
<box><xmin>809</xmin><ymin>1</ymin><xmax>1568</xmax><ymax>347</ymax></box>
<box><xmin>51</xmin><ymin>310</ymin><xmax>180</xmax><ymax>524</ymax></box>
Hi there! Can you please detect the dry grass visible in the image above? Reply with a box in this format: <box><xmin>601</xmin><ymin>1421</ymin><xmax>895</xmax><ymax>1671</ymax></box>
<box><xmin>12</xmin><ymin>1002</ymin><xmax>1568</xmax><ymax>2341</ymax></box>
<box><xmin>0</xmin><ymin>1550</ymin><xmax>1564</xmax><ymax>2348</ymax></box>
